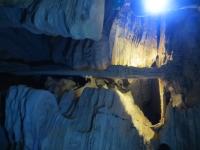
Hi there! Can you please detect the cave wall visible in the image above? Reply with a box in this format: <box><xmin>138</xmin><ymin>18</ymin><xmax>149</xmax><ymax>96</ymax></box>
<box><xmin>159</xmin><ymin>104</ymin><xmax>200</xmax><ymax>150</ymax></box>
<box><xmin>110</xmin><ymin>7</ymin><xmax>166</xmax><ymax>67</ymax></box>
<box><xmin>165</xmin><ymin>10</ymin><xmax>200</xmax><ymax>107</ymax></box>
<box><xmin>0</xmin><ymin>0</ymin><xmax>120</xmax><ymax>70</ymax></box>
<box><xmin>154</xmin><ymin>9</ymin><xmax>200</xmax><ymax>149</ymax></box>
<box><xmin>4</xmin><ymin>85</ymin><xmax>146</xmax><ymax>150</ymax></box>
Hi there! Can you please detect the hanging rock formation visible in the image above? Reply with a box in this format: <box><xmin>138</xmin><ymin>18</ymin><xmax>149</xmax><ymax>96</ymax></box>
<box><xmin>0</xmin><ymin>0</ymin><xmax>105</xmax><ymax>40</ymax></box>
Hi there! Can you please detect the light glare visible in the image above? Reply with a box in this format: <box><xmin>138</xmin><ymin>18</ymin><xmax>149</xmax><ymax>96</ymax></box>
<box><xmin>144</xmin><ymin>0</ymin><xmax>169</xmax><ymax>14</ymax></box>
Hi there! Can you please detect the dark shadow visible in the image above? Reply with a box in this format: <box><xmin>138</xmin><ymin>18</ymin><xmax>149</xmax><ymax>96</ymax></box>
<box><xmin>130</xmin><ymin>79</ymin><xmax>161</xmax><ymax>124</ymax></box>
<box><xmin>158</xmin><ymin>143</ymin><xmax>171</xmax><ymax>150</ymax></box>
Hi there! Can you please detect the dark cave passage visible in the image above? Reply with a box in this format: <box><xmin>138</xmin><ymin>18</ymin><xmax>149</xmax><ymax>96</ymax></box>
<box><xmin>130</xmin><ymin>79</ymin><xmax>161</xmax><ymax>124</ymax></box>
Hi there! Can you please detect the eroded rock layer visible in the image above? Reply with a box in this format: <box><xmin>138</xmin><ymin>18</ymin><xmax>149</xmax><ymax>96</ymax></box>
<box><xmin>0</xmin><ymin>0</ymin><xmax>105</xmax><ymax>40</ymax></box>
<box><xmin>159</xmin><ymin>104</ymin><xmax>200</xmax><ymax>150</ymax></box>
<box><xmin>0</xmin><ymin>28</ymin><xmax>110</xmax><ymax>70</ymax></box>
<box><xmin>5</xmin><ymin>85</ymin><xmax>146</xmax><ymax>150</ymax></box>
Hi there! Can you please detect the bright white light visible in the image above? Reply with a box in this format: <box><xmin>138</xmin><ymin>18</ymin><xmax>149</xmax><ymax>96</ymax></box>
<box><xmin>143</xmin><ymin>0</ymin><xmax>170</xmax><ymax>14</ymax></box>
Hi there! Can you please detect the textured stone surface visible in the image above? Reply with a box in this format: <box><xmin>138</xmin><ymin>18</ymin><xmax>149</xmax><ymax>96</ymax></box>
<box><xmin>0</xmin><ymin>28</ymin><xmax>111</xmax><ymax>70</ymax></box>
<box><xmin>5</xmin><ymin>85</ymin><xmax>145</xmax><ymax>150</ymax></box>
<box><xmin>156</xmin><ymin>10</ymin><xmax>200</xmax><ymax>150</ymax></box>
<box><xmin>0</xmin><ymin>0</ymin><xmax>105</xmax><ymax>40</ymax></box>
<box><xmin>165</xmin><ymin>10</ymin><xmax>200</xmax><ymax>107</ymax></box>
<box><xmin>0</xmin><ymin>28</ymin><xmax>51</xmax><ymax>62</ymax></box>
<box><xmin>51</xmin><ymin>36</ymin><xmax>111</xmax><ymax>70</ymax></box>
<box><xmin>159</xmin><ymin>104</ymin><xmax>200</xmax><ymax>150</ymax></box>
<box><xmin>110</xmin><ymin>4</ymin><xmax>166</xmax><ymax>67</ymax></box>
<box><xmin>0</xmin><ymin>0</ymin><xmax>119</xmax><ymax>69</ymax></box>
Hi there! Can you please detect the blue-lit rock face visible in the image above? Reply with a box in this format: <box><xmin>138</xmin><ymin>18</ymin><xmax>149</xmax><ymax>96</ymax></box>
<box><xmin>0</xmin><ymin>0</ymin><xmax>119</xmax><ymax>70</ymax></box>
<box><xmin>160</xmin><ymin>104</ymin><xmax>200</xmax><ymax>150</ymax></box>
<box><xmin>0</xmin><ymin>0</ymin><xmax>105</xmax><ymax>40</ymax></box>
<box><xmin>157</xmin><ymin>9</ymin><xmax>200</xmax><ymax>150</ymax></box>
<box><xmin>5</xmin><ymin>85</ymin><xmax>144</xmax><ymax>150</ymax></box>
<box><xmin>165</xmin><ymin>10</ymin><xmax>200</xmax><ymax>107</ymax></box>
<box><xmin>0</xmin><ymin>28</ymin><xmax>51</xmax><ymax>62</ymax></box>
<box><xmin>0</xmin><ymin>28</ymin><xmax>111</xmax><ymax>70</ymax></box>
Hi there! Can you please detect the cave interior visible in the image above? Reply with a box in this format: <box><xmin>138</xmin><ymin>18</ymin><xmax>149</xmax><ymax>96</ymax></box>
<box><xmin>0</xmin><ymin>0</ymin><xmax>200</xmax><ymax>150</ymax></box>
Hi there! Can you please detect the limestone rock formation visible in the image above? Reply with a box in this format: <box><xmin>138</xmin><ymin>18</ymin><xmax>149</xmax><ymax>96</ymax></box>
<box><xmin>159</xmin><ymin>104</ymin><xmax>200</xmax><ymax>150</ymax></box>
<box><xmin>110</xmin><ymin>4</ymin><xmax>166</xmax><ymax>67</ymax></box>
<box><xmin>0</xmin><ymin>0</ymin><xmax>105</xmax><ymax>40</ymax></box>
<box><xmin>5</xmin><ymin>85</ymin><xmax>145</xmax><ymax>150</ymax></box>
<box><xmin>0</xmin><ymin>28</ymin><xmax>111</xmax><ymax>70</ymax></box>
